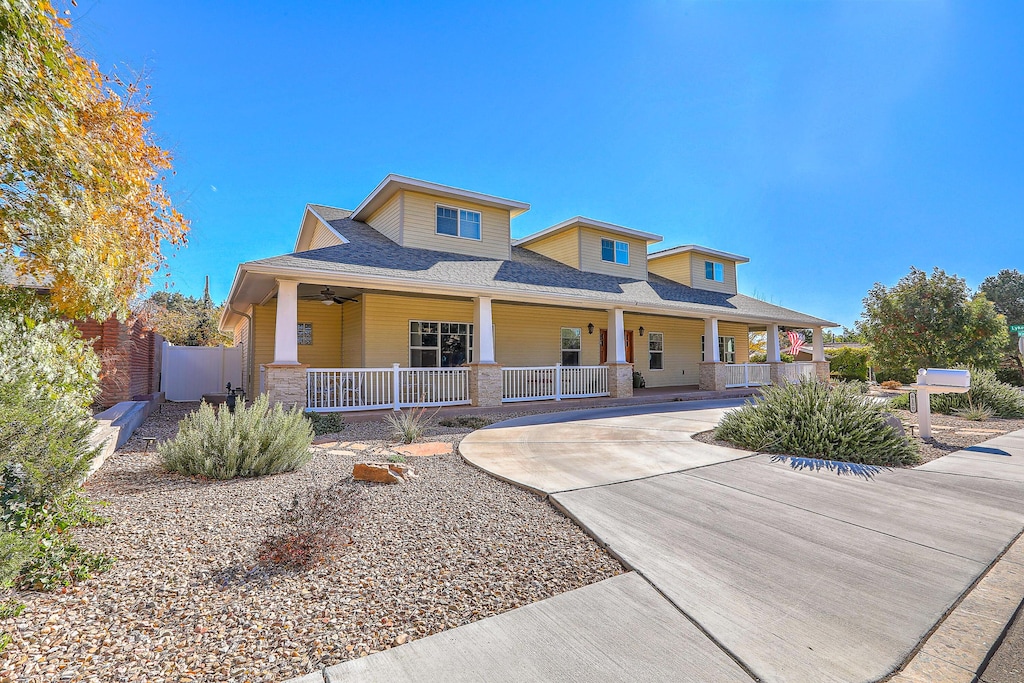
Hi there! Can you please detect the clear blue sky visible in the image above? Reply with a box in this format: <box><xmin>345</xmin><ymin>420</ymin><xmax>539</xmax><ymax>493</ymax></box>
<box><xmin>71</xmin><ymin>1</ymin><xmax>1023</xmax><ymax>327</ymax></box>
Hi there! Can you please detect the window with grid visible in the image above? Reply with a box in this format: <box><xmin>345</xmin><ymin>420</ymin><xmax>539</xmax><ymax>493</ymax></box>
<box><xmin>600</xmin><ymin>238</ymin><xmax>629</xmax><ymax>265</ymax></box>
<box><xmin>704</xmin><ymin>260</ymin><xmax>724</xmax><ymax>282</ymax></box>
<box><xmin>297</xmin><ymin>323</ymin><xmax>313</xmax><ymax>346</ymax></box>
<box><xmin>701</xmin><ymin>335</ymin><xmax>736</xmax><ymax>363</ymax></box>
<box><xmin>648</xmin><ymin>332</ymin><xmax>664</xmax><ymax>370</ymax></box>
<box><xmin>409</xmin><ymin>321</ymin><xmax>475</xmax><ymax>367</ymax></box>
<box><xmin>561</xmin><ymin>327</ymin><xmax>582</xmax><ymax>366</ymax></box>
<box><xmin>436</xmin><ymin>206</ymin><xmax>482</xmax><ymax>240</ymax></box>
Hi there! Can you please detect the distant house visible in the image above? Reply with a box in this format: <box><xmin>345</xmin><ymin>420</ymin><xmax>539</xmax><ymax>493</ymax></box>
<box><xmin>219</xmin><ymin>175</ymin><xmax>836</xmax><ymax>411</ymax></box>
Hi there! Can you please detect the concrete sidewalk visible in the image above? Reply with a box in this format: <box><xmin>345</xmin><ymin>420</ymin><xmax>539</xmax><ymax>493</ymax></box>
<box><xmin>296</xmin><ymin>401</ymin><xmax>1024</xmax><ymax>683</ymax></box>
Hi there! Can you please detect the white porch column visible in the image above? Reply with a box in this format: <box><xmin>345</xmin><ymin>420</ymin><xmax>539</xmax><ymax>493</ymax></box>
<box><xmin>273</xmin><ymin>279</ymin><xmax>300</xmax><ymax>365</ymax></box>
<box><xmin>473</xmin><ymin>296</ymin><xmax>495</xmax><ymax>364</ymax></box>
<box><xmin>608</xmin><ymin>308</ymin><xmax>626</xmax><ymax>363</ymax></box>
<box><xmin>767</xmin><ymin>323</ymin><xmax>781</xmax><ymax>363</ymax></box>
<box><xmin>812</xmin><ymin>327</ymin><xmax>825</xmax><ymax>362</ymax></box>
<box><xmin>704</xmin><ymin>317</ymin><xmax>720</xmax><ymax>362</ymax></box>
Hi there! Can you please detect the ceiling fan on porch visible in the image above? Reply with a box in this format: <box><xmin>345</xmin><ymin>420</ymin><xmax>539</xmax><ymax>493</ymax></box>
<box><xmin>299</xmin><ymin>287</ymin><xmax>358</xmax><ymax>306</ymax></box>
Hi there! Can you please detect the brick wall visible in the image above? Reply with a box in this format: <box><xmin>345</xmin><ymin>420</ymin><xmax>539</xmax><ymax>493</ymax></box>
<box><xmin>74</xmin><ymin>316</ymin><xmax>161</xmax><ymax>408</ymax></box>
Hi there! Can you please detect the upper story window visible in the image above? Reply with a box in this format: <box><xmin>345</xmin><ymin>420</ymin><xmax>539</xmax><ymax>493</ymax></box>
<box><xmin>436</xmin><ymin>205</ymin><xmax>482</xmax><ymax>240</ymax></box>
<box><xmin>601</xmin><ymin>238</ymin><xmax>629</xmax><ymax>265</ymax></box>
<box><xmin>705</xmin><ymin>260</ymin><xmax>724</xmax><ymax>282</ymax></box>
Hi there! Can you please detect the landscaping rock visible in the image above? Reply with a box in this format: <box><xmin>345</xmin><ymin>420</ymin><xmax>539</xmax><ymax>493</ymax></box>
<box><xmin>353</xmin><ymin>462</ymin><xmax>416</xmax><ymax>484</ymax></box>
<box><xmin>393</xmin><ymin>441</ymin><xmax>453</xmax><ymax>457</ymax></box>
<box><xmin>882</xmin><ymin>413</ymin><xmax>905</xmax><ymax>437</ymax></box>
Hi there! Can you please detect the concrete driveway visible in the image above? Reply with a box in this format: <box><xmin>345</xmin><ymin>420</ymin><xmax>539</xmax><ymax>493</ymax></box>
<box><xmin>302</xmin><ymin>400</ymin><xmax>1024</xmax><ymax>683</ymax></box>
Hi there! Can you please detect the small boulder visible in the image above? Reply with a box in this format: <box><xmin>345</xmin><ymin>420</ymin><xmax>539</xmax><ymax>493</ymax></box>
<box><xmin>353</xmin><ymin>462</ymin><xmax>416</xmax><ymax>484</ymax></box>
<box><xmin>882</xmin><ymin>413</ymin><xmax>906</xmax><ymax>437</ymax></box>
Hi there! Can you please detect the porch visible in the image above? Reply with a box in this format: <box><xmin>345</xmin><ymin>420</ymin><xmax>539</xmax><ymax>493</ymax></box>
<box><xmin>235</xmin><ymin>280</ymin><xmax>830</xmax><ymax>411</ymax></box>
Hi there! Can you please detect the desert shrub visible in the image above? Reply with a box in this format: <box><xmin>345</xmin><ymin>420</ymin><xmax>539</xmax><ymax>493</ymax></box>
<box><xmin>880</xmin><ymin>380</ymin><xmax>903</xmax><ymax>390</ymax></box>
<box><xmin>827</xmin><ymin>347</ymin><xmax>870</xmax><ymax>382</ymax></box>
<box><xmin>160</xmin><ymin>395</ymin><xmax>313</xmax><ymax>479</ymax></box>
<box><xmin>258</xmin><ymin>480</ymin><xmax>362</xmax><ymax>569</ymax></box>
<box><xmin>995</xmin><ymin>365</ymin><xmax>1024</xmax><ymax>387</ymax></box>
<box><xmin>955</xmin><ymin>403</ymin><xmax>993</xmax><ymax>421</ymax></box>
<box><xmin>438</xmin><ymin>415</ymin><xmax>493</xmax><ymax>430</ymax></box>
<box><xmin>889</xmin><ymin>369</ymin><xmax>1024</xmax><ymax>418</ymax></box>
<box><xmin>384</xmin><ymin>406</ymin><xmax>436</xmax><ymax>444</ymax></box>
<box><xmin>715</xmin><ymin>379</ymin><xmax>919</xmax><ymax>467</ymax></box>
<box><xmin>305</xmin><ymin>411</ymin><xmax>344</xmax><ymax>436</ymax></box>
<box><xmin>0</xmin><ymin>289</ymin><xmax>109</xmax><ymax>591</ymax></box>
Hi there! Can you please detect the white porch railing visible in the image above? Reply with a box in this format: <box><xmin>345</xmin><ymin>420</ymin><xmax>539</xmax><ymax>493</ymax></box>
<box><xmin>778</xmin><ymin>362</ymin><xmax>817</xmax><ymax>384</ymax></box>
<box><xmin>723</xmin><ymin>363</ymin><xmax>772</xmax><ymax>388</ymax></box>
<box><xmin>502</xmin><ymin>364</ymin><xmax>609</xmax><ymax>403</ymax></box>
<box><xmin>306</xmin><ymin>365</ymin><xmax>470</xmax><ymax>412</ymax></box>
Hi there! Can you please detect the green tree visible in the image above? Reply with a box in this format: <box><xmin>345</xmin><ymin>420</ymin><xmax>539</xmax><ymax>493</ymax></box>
<box><xmin>143</xmin><ymin>290</ymin><xmax>231</xmax><ymax>347</ymax></box>
<box><xmin>980</xmin><ymin>268</ymin><xmax>1024</xmax><ymax>383</ymax></box>
<box><xmin>859</xmin><ymin>267</ymin><xmax>1008</xmax><ymax>383</ymax></box>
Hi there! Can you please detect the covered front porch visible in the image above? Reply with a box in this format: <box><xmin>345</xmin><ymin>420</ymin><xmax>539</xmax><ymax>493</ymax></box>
<box><xmin>234</xmin><ymin>278</ymin><xmax>830</xmax><ymax>412</ymax></box>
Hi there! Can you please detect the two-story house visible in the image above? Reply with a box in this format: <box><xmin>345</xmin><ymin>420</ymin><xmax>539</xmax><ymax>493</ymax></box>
<box><xmin>219</xmin><ymin>174</ymin><xmax>836</xmax><ymax>411</ymax></box>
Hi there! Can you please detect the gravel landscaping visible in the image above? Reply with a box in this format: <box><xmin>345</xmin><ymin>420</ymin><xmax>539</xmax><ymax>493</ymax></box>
<box><xmin>0</xmin><ymin>403</ymin><xmax>623</xmax><ymax>683</ymax></box>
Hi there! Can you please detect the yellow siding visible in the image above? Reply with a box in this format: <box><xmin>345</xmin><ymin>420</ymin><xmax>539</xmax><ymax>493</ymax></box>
<box><xmin>493</xmin><ymin>303</ymin><xmax>601</xmax><ymax>367</ymax></box>
<box><xmin>520</xmin><ymin>228</ymin><xmax>581</xmax><ymax>269</ymax></box>
<box><xmin>647</xmin><ymin>254</ymin><xmax>693</xmax><ymax>287</ymax></box>
<box><xmin>233</xmin><ymin>310</ymin><xmax>252</xmax><ymax>395</ymax></box>
<box><xmin>400</xmin><ymin>190</ymin><xmax>511</xmax><ymax>260</ymax></box>
<box><xmin>361</xmin><ymin>293</ymin><xmax>475</xmax><ymax>367</ymax></box>
<box><xmin>578</xmin><ymin>228</ymin><xmax>648</xmax><ymax>280</ymax></box>
<box><xmin>366</xmin><ymin>193</ymin><xmax>402</xmax><ymax>243</ymax></box>
<box><xmin>253</xmin><ymin>300</ymin><xmax>343</xmax><ymax>372</ymax></box>
<box><xmin>719</xmin><ymin>322</ymin><xmax>750</xmax><ymax>363</ymax></box>
<box><xmin>690</xmin><ymin>253</ymin><xmax>738</xmax><ymax>294</ymax></box>
<box><xmin>623</xmin><ymin>313</ymin><xmax>703</xmax><ymax>387</ymax></box>
<box><xmin>341</xmin><ymin>298</ymin><xmax>363</xmax><ymax>367</ymax></box>
<box><xmin>308</xmin><ymin>222</ymin><xmax>344</xmax><ymax>249</ymax></box>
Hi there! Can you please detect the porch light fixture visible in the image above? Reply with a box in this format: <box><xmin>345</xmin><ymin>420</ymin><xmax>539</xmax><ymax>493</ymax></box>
<box><xmin>639</xmin><ymin>326</ymin><xmax>645</xmax><ymax>336</ymax></box>
<box><xmin>587</xmin><ymin>323</ymin><xmax>594</xmax><ymax>335</ymax></box>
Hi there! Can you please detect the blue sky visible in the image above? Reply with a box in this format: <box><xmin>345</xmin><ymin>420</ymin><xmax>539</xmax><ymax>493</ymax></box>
<box><xmin>72</xmin><ymin>1</ymin><xmax>1023</xmax><ymax>327</ymax></box>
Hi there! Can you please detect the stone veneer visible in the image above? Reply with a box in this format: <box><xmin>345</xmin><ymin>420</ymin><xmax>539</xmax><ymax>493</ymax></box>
<box><xmin>606</xmin><ymin>363</ymin><xmax>634</xmax><ymax>399</ymax></box>
<box><xmin>698</xmin><ymin>362</ymin><xmax>728</xmax><ymax>391</ymax></box>
<box><xmin>813</xmin><ymin>361</ymin><xmax>831</xmax><ymax>382</ymax></box>
<box><xmin>467</xmin><ymin>363</ymin><xmax>503</xmax><ymax>407</ymax></box>
<box><xmin>263</xmin><ymin>363</ymin><xmax>309</xmax><ymax>410</ymax></box>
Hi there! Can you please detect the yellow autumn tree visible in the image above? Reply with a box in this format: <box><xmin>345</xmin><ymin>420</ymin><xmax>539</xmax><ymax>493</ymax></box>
<box><xmin>0</xmin><ymin>0</ymin><xmax>188</xmax><ymax>319</ymax></box>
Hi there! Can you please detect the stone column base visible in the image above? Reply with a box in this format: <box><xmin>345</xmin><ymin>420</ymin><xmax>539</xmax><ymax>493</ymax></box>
<box><xmin>606</xmin><ymin>363</ymin><xmax>634</xmax><ymax>398</ymax></box>
<box><xmin>768</xmin><ymin>362</ymin><xmax>788</xmax><ymax>386</ymax></box>
<box><xmin>813</xmin><ymin>361</ymin><xmax>831</xmax><ymax>382</ymax></box>
<box><xmin>467</xmin><ymin>363</ymin><xmax>503</xmax><ymax>407</ymax></box>
<box><xmin>263</xmin><ymin>363</ymin><xmax>309</xmax><ymax>410</ymax></box>
<box><xmin>699</xmin><ymin>362</ymin><xmax>730</xmax><ymax>392</ymax></box>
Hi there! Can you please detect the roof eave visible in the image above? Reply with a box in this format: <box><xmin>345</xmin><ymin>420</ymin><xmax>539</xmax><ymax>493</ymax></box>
<box><xmin>350</xmin><ymin>174</ymin><xmax>531</xmax><ymax>222</ymax></box>
<box><xmin>514</xmin><ymin>216</ymin><xmax>663</xmax><ymax>247</ymax></box>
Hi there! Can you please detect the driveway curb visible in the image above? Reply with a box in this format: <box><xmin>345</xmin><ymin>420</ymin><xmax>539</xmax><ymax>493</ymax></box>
<box><xmin>887</xmin><ymin>531</ymin><xmax>1024</xmax><ymax>683</ymax></box>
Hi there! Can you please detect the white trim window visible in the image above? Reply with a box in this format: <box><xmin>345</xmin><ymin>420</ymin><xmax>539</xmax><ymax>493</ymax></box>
<box><xmin>410</xmin><ymin>321</ymin><xmax>474</xmax><ymax>367</ymax></box>
<box><xmin>601</xmin><ymin>238</ymin><xmax>629</xmax><ymax>265</ymax></box>
<box><xmin>561</xmin><ymin>327</ymin><xmax>582</xmax><ymax>366</ymax></box>
<box><xmin>701</xmin><ymin>335</ymin><xmax>736</xmax><ymax>363</ymax></box>
<box><xmin>436</xmin><ymin>205</ymin><xmax>482</xmax><ymax>240</ymax></box>
<box><xmin>648</xmin><ymin>332</ymin><xmax>664</xmax><ymax>370</ymax></box>
<box><xmin>297</xmin><ymin>322</ymin><xmax>313</xmax><ymax>346</ymax></box>
<box><xmin>705</xmin><ymin>260</ymin><xmax>724</xmax><ymax>282</ymax></box>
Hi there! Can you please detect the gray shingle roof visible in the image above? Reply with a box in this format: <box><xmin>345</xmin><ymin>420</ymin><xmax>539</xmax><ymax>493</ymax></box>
<box><xmin>247</xmin><ymin>218</ymin><xmax>836</xmax><ymax>327</ymax></box>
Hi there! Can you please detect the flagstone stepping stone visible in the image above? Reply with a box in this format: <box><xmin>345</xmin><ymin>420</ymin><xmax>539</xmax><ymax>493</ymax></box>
<box><xmin>352</xmin><ymin>462</ymin><xmax>416</xmax><ymax>484</ymax></box>
<box><xmin>312</xmin><ymin>438</ymin><xmax>339</xmax><ymax>447</ymax></box>
<box><xmin>393</xmin><ymin>442</ymin><xmax>454</xmax><ymax>457</ymax></box>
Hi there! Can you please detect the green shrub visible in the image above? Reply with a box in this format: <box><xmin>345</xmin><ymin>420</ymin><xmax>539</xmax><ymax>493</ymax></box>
<box><xmin>955</xmin><ymin>403</ymin><xmax>993</xmax><ymax>421</ymax></box>
<box><xmin>384</xmin><ymin>405</ymin><xmax>436</xmax><ymax>444</ymax></box>
<box><xmin>995</xmin><ymin>365</ymin><xmax>1024</xmax><ymax>387</ymax></box>
<box><xmin>827</xmin><ymin>347</ymin><xmax>870</xmax><ymax>381</ymax></box>
<box><xmin>160</xmin><ymin>395</ymin><xmax>313</xmax><ymax>479</ymax></box>
<box><xmin>305</xmin><ymin>411</ymin><xmax>344</xmax><ymax>436</ymax></box>
<box><xmin>715</xmin><ymin>379</ymin><xmax>919</xmax><ymax>467</ymax></box>
<box><xmin>438</xmin><ymin>415</ymin><xmax>494</xmax><ymax>430</ymax></box>
<box><xmin>889</xmin><ymin>369</ymin><xmax>1024</xmax><ymax>418</ymax></box>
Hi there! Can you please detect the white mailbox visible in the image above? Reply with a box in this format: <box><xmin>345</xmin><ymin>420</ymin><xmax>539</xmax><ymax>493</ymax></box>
<box><xmin>911</xmin><ymin>368</ymin><xmax>971</xmax><ymax>439</ymax></box>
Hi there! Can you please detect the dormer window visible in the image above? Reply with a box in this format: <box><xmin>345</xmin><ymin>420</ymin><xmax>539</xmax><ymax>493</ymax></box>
<box><xmin>601</xmin><ymin>238</ymin><xmax>629</xmax><ymax>265</ymax></box>
<box><xmin>436</xmin><ymin>205</ymin><xmax>481</xmax><ymax>240</ymax></box>
<box><xmin>705</xmin><ymin>260</ymin><xmax>724</xmax><ymax>282</ymax></box>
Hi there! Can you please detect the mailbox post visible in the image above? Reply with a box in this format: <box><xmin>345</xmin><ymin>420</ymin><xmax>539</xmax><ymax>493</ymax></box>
<box><xmin>911</xmin><ymin>368</ymin><xmax>971</xmax><ymax>439</ymax></box>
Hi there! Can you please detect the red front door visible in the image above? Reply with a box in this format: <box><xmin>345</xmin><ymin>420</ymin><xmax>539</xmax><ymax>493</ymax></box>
<box><xmin>600</xmin><ymin>329</ymin><xmax>634</xmax><ymax>363</ymax></box>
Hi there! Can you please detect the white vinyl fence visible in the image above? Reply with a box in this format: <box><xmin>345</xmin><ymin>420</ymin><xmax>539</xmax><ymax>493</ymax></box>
<box><xmin>307</xmin><ymin>365</ymin><xmax>470</xmax><ymax>412</ymax></box>
<box><xmin>160</xmin><ymin>342</ymin><xmax>242</xmax><ymax>401</ymax></box>
<box><xmin>778</xmin><ymin>362</ymin><xmax>818</xmax><ymax>384</ymax></box>
<box><xmin>502</xmin><ymin>365</ymin><xmax>609</xmax><ymax>403</ymax></box>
